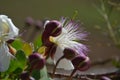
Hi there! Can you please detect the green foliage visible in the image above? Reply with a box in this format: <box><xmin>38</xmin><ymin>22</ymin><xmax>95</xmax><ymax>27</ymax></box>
<box><xmin>112</xmin><ymin>59</ymin><xmax>120</xmax><ymax>68</ymax></box>
<box><xmin>1</xmin><ymin>50</ymin><xmax>27</xmax><ymax>79</ymax></box>
<box><xmin>11</xmin><ymin>39</ymin><xmax>24</xmax><ymax>50</ymax></box>
<box><xmin>8</xmin><ymin>50</ymin><xmax>27</xmax><ymax>73</ymax></box>
<box><xmin>22</xmin><ymin>42</ymin><xmax>33</xmax><ymax>56</ymax></box>
<box><xmin>31</xmin><ymin>70</ymin><xmax>41</xmax><ymax>80</ymax></box>
<box><xmin>95</xmin><ymin>0</ymin><xmax>120</xmax><ymax>46</ymax></box>
<box><xmin>15</xmin><ymin>50</ymin><xmax>27</xmax><ymax>68</ymax></box>
<box><xmin>31</xmin><ymin>66</ymin><xmax>51</xmax><ymax>80</ymax></box>
<box><xmin>40</xmin><ymin>66</ymin><xmax>52</xmax><ymax>80</ymax></box>
<box><xmin>34</xmin><ymin>35</ymin><xmax>42</xmax><ymax>51</ymax></box>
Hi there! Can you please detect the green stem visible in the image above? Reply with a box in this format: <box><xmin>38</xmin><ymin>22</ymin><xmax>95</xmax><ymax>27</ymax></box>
<box><xmin>52</xmin><ymin>56</ymin><xmax>64</xmax><ymax>78</ymax></box>
<box><xmin>101</xmin><ymin>0</ymin><xmax>118</xmax><ymax>45</ymax></box>
<box><xmin>0</xmin><ymin>72</ymin><xmax>1</xmax><ymax>79</ymax></box>
<box><xmin>67</xmin><ymin>69</ymin><xmax>77</xmax><ymax>80</ymax></box>
<box><xmin>72</xmin><ymin>10</ymin><xmax>78</xmax><ymax>20</ymax></box>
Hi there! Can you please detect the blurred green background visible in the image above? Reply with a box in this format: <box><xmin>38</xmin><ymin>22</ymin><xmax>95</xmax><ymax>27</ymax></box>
<box><xmin>0</xmin><ymin>0</ymin><xmax>120</xmax><ymax>30</ymax></box>
<box><xmin>0</xmin><ymin>0</ymin><xmax>120</xmax><ymax>62</ymax></box>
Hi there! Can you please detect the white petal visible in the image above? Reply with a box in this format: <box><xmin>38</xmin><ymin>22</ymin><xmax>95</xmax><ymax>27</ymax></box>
<box><xmin>0</xmin><ymin>15</ymin><xmax>19</xmax><ymax>41</ymax></box>
<box><xmin>7</xmin><ymin>18</ymin><xmax>19</xmax><ymax>38</ymax></box>
<box><xmin>44</xmin><ymin>20</ymin><xmax>50</xmax><ymax>28</ymax></box>
<box><xmin>0</xmin><ymin>43</ymin><xmax>11</xmax><ymax>72</ymax></box>
<box><xmin>57</xmin><ymin>59</ymin><xmax>74</xmax><ymax>70</ymax></box>
<box><xmin>46</xmin><ymin>57</ymin><xmax>54</xmax><ymax>64</ymax></box>
<box><xmin>54</xmin><ymin>46</ymin><xmax>74</xmax><ymax>70</ymax></box>
<box><xmin>54</xmin><ymin>46</ymin><xmax>64</xmax><ymax>63</ymax></box>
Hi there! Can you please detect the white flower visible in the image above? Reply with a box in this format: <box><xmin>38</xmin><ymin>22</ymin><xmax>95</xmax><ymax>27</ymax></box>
<box><xmin>0</xmin><ymin>42</ymin><xmax>11</xmax><ymax>72</ymax></box>
<box><xmin>43</xmin><ymin>18</ymin><xmax>88</xmax><ymax>70</ymax></box>
<box><xmin>0</xmin><ymin>15</ymin><xmax>19</xmax><ymax>41</ymax></box>
<box><xmin>0</xmin><ymin>15</ymin><xmax>19</xmax><ymax>72</ymax></box>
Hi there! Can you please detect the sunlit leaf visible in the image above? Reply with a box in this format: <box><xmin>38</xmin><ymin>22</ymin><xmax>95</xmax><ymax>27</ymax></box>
<box><xmin>22</xmin><ymin>42</ymin><xmax>33</xmax><ymax>56</ymax></box>
<box><xmin>15</xmin><ymin>50</ymin><xmax>27</xmax><ymax>68</ymax></box>
<box><xmin>11</xmin><ymin>39</ymin><xmax>24</xmax><ymax>50</ymax></box>
<box><xmin>38</xmin><ymin>46</ymin><xmax>46</xmax><ymax>54</ymax></box>
<box><xmin>6</xmin><ymin>59</ymin><xmax>18</xmax><ymax>73</ymax></box>
<box><xmin>7</xmin><ymin>50</ymin><xmax>27</xmax><ymax>73</ymax></box>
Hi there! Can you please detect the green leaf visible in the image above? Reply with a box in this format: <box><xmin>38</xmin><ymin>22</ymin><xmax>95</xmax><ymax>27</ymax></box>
<box><xmin>112</xmin><ymin>59</ymin><xmax>120</xmax><ymax>68</ymax></box>
<box><xmin>7</xmin><ymin>50</ymin><xmax>27</xmax><ymax>73</ymax></box>
<box><xmin>22</xmin><ymin>42</ymin><xmax>33</xmax><ymax>56</ymax></box>
<box><xmin>34</xmin><ymin>35</ymin><xmax>42</xmax><ymax>50</ymax></box>
<box><xmin>11</xmin><ymin>39</ymin><xmax>24</xmax><ymax>50</ymax></box>
<box><xmin>40</xmin><ymin>66</ymin><xmax>51</xmax><ymax>80</ymax></box>
<box><xmin>15</xmin><ymin>50</ymin><xmax>27</xmax><ymax>68</ymax></box>
<box><xmin>31</xmin><ymin>66</ymin><xmax>51</xmax><ymax>80</ymax></box>
<box><xmin>13</xmin><ymin>68</ymin><xmax>23</xmax><ymax>74</ymax></box>
<box><xmin>2</xmin><ymin>50</ymin><xmax>27</xmax><ymax>79</ymax></box>
<box><xmin>6</xmin><ymin>59</ymin><xmax>18</xmax><ymax>73</ymax></box>
<box><xmin>32</xmin><ymin>70</ymin><xmax>41</xmax><ymax>80</ymax></box>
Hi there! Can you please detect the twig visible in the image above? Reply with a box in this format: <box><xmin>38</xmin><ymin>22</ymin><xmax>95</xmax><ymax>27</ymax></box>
<box><xmin>100</xmin><ymin>0</ymin><xmax>118</xmax><ymax>45</ymax></box>
<box><xmin>49</xmin><ymin>70</ymin><xmax>120</xmax><ymax>79</ymax></box>
<box><xmin>52</xmin><ymin>56</ymin><xmax>64</xmax><ymax>78</ymax></box>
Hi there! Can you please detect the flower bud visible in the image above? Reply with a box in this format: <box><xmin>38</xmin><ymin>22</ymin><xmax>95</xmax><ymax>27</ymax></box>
<box><xmin>63</xmin><ymin>48</ymin><xmax>76</xmax><ymax>60</ymax></box>
<box><xmin>28</xmin><ymin>53</ymin><xmax>45</xmax><ymax>70</ymax></box>
<box><xmin>20</xmin><ymin>71</ymin><xmax>35</xmax><ymax>80</ymax></box>
<box><xmin>42</xmin><ymin>20</ymin><xmax>62</xmax><ymax>46</ymax></box>
<box><xmin>25</xmin><ymin>17</ymin><xmax>34</xmax><ymax>26</ymax></box>
<box><xmin>34</xmin><ymin>20</ymin><xmax>43</xmax><ymax>30</ymax></box>
<box><xmin>72</xmin><ymin>56</ymin><xmax>90</xmax><ymax>71</ymax></box>
<box><xmin>6</xmin><ymin>39</ymin><xmax>14</xmax><ymax>44</ymax></box>
<box><xmin>44</xmin><ymin>20</ymin><xmax>62</xmax><ymax>37</ymax></box>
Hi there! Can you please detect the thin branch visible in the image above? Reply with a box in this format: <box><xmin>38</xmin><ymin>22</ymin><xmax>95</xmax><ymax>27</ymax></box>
<box><xmin>49</xmin><ymin>70</ymin><xmax>120</xmax><ymax>79</ymax></box>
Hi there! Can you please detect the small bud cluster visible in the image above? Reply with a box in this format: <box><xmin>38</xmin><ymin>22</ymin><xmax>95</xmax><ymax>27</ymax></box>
<box><xmin>20</xmin><ymin>71</ymin><xmax>35</xmax><ymax>80</ymax></box>
<box><xmin>28</xmin><ymin>53</ymin><xmax>45</xmax><ymax>70</ymax></box>
<box><xmin>20</xmin><ymin>53</ymin><xmax>45</xmax><ymax>80</ymax></box>
<box><xmin>24</xmin><ymin>17</ymin><xmax>44</xmax><ymax>30</ymax></box>
<box><xmin>63</xmin><ymin>47</ymin><xmax>90</xmax><ymax>72</ymax></box>
<box><xmin>42</xmin><ymin>19</ymin><xmax>91</xmax><ymax>79</ymax></box>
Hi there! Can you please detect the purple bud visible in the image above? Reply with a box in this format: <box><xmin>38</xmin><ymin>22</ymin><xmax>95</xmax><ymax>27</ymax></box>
<box><xmin>25</xmin><ymin>17</ymin><xmax>34</xmax><ymax>26</ymax></box>
<box><xmin>20</xmin><ymin>71</ymin><xmax>35</xmax><ymax>80</ymax></box>
<box><xmin>44</xmin><ymin>20</ymin><xmax>62</xmax><ymax>37</ymax></box>
<box><xmin>63</xmin><ymin>48</ymin><xmax>76</xmax><ymax>60</ymax></box>
<box><xmin>35</xmin><ymin>20</ymin><xmax>43</xmax><ymax>29</ymax></box>
<box><xmin>100</xmin><ymin>76</ymin><xmax>111</xmax><ymax>80</ymax></box>
<box><xmin>20</xmin><ymin>71</ymin><xmax>30</xmax><ymax>80</ymax></box>
<box><xmin>6</xmin><ymin>39</ymin><xmax>15</xmax><ymax>44</ymax></box>
<box><xmin>42</xmin><ymin>20</ymin><xmax>62</xmax><ymax>46</ymax></box>
<box><xmin>28</xmin><ymin>53</ymin><xmax>45</xmax><ymax>70</ymax></box>
<box><xmin>72</xmin><ymin>56</ymin><xmax>90</xmax><ymax>71</ymax></box>
<box><xmin>42</xmin><ymin>33</ymin><xmax>52</xmax><ymax>47</ymax></box>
